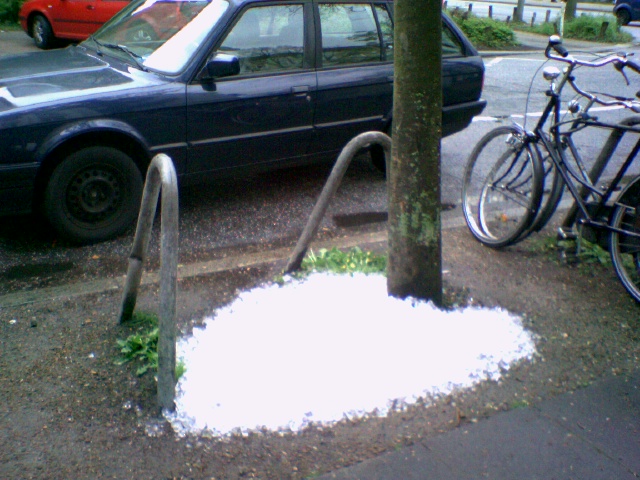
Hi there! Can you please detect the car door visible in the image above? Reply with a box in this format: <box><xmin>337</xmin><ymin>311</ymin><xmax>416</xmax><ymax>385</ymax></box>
<box><xmin>441</xmin><ymin>16</ymin><xmax>485</xmax><ymax>136</ymax></box>
<box><xmin>310</xmin><ymin>1</ymin><xmax>393</xmax><ymax>156</ymax></box>
<box><xmin>185</xmin><ymin>2</ymin><xmax>316</xmax><ymax>174</ymax></box>
<box><xmin>53</xmin><ymin>0</ymin><xmax>126</xmax><ymax>38</ymax></box>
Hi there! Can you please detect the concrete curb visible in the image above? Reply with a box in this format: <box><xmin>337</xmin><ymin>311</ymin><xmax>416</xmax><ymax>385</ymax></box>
<box><xmin>0</xmin><ymin>211</ymin><xmax>470</xmax><ymax>309</ymax></box>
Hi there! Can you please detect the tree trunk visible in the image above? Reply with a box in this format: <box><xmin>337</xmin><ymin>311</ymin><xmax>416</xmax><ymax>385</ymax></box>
<box><xmin>564</xmin><ymin>0</ymin><xmax>577</xmax><ymax>22</ymax></box>
<box><xmin>514</xmin><ymin>0</ymin><xmax>525</xmax><ymax>23</ymax></box>
<box><xmin>387</xmin><ymin>0</ymin><xmax>443</xmax><ymax>306</ymax></box>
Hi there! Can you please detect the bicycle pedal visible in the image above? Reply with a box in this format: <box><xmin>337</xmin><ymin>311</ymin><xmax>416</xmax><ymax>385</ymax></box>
<box><xmin>557</xmin><ymin>227</ymin><xmax>578</xmax><ymax>241</ymax></box>
<box><xmin>556</xmin><ymin>227</ymin><xmax>581</xmax><ymax>265</ymax></box>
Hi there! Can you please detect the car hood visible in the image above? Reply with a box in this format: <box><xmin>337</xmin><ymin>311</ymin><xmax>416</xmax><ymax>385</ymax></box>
<box><xmin>0</xmin><ymin>47</ymin><xmax>160</xmax><ymax>111</ymax></box>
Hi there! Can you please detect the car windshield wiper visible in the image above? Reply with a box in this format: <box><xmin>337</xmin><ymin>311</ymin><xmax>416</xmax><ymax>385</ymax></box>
<box><xmin>89</xmin><ymin>37</ymin><xmax>147</xmax><ymax>72</ymax></box>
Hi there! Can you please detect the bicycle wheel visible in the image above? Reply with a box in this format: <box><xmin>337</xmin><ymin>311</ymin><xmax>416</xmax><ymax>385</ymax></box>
<box><xmin>522</xmin><ymin>141</ymin><xmax>564</xmax><ymax>237</ymax></box>
<box><xmin>610</xmin><ymin>177</ymin><xmax>640</xmax><ymax>303</ymax></box>
<box><xmin>462</xmin><ymin>126</ymin><xmax>543</xmax><ymax>248</ymax></box>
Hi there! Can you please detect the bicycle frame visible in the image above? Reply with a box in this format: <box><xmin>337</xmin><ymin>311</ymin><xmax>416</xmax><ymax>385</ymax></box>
<box><xmin>528</xmin><ymin>60</ymin><xmax>640</xmax><ymax>239</ymax></box>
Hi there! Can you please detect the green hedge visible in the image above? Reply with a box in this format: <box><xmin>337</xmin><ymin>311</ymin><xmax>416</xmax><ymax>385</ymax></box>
<box><xmin>564</xmin><ymin>15</ymin><xmax>632</xmax><ymax>43</ymax></box>
<box><xmin>0</xmin><ymin>0</ymin><xmax>21</xmax><ymax>24</ymax></box>
<box><xmin>521</xmin><ymin>15</ymin><xmax>632</xmax><ymax>44</ymax></box>
<box><xmin>448</xmin><ymin>11</ymin><xmax>519</xmax><ymax>49</ymax></box>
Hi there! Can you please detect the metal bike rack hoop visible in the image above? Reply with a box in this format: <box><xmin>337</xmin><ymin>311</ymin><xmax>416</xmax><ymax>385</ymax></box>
<box><xmin>118</xmin><ymin>153</ymin><xmax>179</xmax><ymax>412</ymax></box>
<box><xmin>285</xmin><ymin>131</ymin><xmax>391</xmax><ymax>273</ymax></box>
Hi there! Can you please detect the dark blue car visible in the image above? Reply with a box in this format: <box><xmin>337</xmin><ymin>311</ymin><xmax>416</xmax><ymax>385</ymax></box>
<box><xmin>0</xmin><ymin>0</ymin><xmax>486</xmax><ymax>243</ymax></box>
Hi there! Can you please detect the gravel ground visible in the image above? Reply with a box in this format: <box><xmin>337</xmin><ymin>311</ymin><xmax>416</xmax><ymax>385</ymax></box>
<box><xmin>2</xmin><ymin>222</ymin><xmax>639</xmax><ymax>479</ymax></box>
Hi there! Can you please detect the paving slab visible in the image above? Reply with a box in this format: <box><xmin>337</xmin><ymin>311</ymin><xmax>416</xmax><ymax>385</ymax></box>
<box><xmin>536</xmin><ymin>372</ymin><xmax>640</xmax><ymax>476</ymax></box>
<box><xmin>315</xmin><ymin>374</ymin><xmax>640</xmax><ymax>480</ymax></box>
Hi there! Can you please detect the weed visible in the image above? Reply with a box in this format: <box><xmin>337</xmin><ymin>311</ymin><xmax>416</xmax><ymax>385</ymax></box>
<box><xmin>300</xmin><ymin>246</ymin><xmax>387</xmax><ymax>276</ymax></box>
<box><xmin>116</xmin><ymin>311</ymin><xmax>185</xmax><ymax>378</ymax></box>
<box><xmin>510</xmin><ymin>399</ymin><xmax>530</xmax><ymax>409</ymax></box>
<box><xmin>530</xmin><ymin>234</ymin><xmax>613</xmax><ymax>271</ymax></box>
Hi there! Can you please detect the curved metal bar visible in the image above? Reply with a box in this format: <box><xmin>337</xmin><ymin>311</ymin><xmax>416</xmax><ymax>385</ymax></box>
<box><xmin>285</xmin><ymin>131</ymin><xmax>392</xmax><ymax>273</ymax></box>
<box><xmin>118</xmin><ymin>153</ymin><xmax>179</xmax><ymax>412</ymax></box>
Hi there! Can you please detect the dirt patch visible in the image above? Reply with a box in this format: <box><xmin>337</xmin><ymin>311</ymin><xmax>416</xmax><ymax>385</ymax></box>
<box><xmin>2</xmin><ymin>224</ymin><xmax>639</xmax><ymax>479</ymax></box>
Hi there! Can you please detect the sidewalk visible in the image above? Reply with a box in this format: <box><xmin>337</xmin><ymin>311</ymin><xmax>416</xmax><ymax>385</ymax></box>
<box><xmin>3</xmin><ymin>216</ymin><xmax>639</xmax><ymax>478</ymax></box>
<box><xmin>316</xmin><ymin>372</ymin><xmax>640</xmax><ymax>479</ymax></box>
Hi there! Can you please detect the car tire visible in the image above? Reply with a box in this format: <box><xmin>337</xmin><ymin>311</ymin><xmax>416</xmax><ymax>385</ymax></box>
<box><xmin>31</xmin><ymin>14</ymin><xmax>55</xmax><ymax>49</ymax></box>
<box><xmin>44</xmin><ymin>147</ymin><xmax>143</xmax><ymax>244</ymax></box>
<box><xmin>616</xmin><ymin>9</ymin><xmax>631</xmax><ymax>25</ymax></box>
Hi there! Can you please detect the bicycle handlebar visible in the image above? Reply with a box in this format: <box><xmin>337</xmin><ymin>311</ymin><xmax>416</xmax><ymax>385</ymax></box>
<box><xmin>544</xmin><ymin>35</ymin><xmax>640</xmax><ymax>112</ymax></box>
<box><xmin>545</xmin><ymin>35</ymin><xmax>627</xmax><ymax>68</ymax></box>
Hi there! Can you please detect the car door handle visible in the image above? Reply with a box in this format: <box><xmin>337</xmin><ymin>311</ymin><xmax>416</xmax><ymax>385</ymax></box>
<box><xmin>87</xmin><ymin>4</ymin><xmax>95</xmax><ymax>9</ymax></box>
<box><xmin>291</xmin><ymin>86</ymin><xmax>310</xmax><ymax>95</ymax></box>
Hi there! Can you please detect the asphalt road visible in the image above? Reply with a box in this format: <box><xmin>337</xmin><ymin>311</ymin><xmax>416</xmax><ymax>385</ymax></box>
<box><xmin>0</xmin><ymin>29</ymin><xmax>40</xmax><ymax>56</ymax></box>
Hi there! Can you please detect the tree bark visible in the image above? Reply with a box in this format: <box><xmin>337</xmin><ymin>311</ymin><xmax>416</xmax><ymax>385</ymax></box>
<box><xmin>514</xmin><ymin>0</ymin><xmax>525</xmax><ymax>23</ymax></box>
<box><xmin>387</xmin><ymin>0</ymin><xmax>443</xmax><ymax>306</ymax></box>
<box><xmin>564</xmin><ymin>0</ymin><xmax>578</xmax><ymax>22</ymax></box>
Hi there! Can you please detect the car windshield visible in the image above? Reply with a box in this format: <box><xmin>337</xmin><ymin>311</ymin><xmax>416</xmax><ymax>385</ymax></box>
<box><xmin>87</xmin><ymin>0</ymin><xmax>229</xmax><ymax>74</ymax></box>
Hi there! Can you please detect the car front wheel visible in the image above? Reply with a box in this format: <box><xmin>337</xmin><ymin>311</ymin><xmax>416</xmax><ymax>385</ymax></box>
<box><xmin>31</xmin><ymin>14</ymin><xmax>55</xmax><ymax>49</ymax></box>
<box><xmin>44</xmin><ymin>147</ymin><xmax>143</xmax><ymax>244</ymax></box>
<box><xmin>616</xmin><ymin>9</ymin><xmax>631</xmax><ymax>25</ymax></box>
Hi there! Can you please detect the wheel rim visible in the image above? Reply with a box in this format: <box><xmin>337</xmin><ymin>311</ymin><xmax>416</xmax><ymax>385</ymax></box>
<box><xmin>34</xmin><ymin>19</ymin><xmax>45</xmax><ymax>45</ymax></box>
<box><xmin>65</xmin><ymin>166</ymin><xmax>122</xmax><ymax>225</ymax></box>
<box><xmin>462</xmin><ymin>128</ymin><xmax>540</xmax><ymax>246</ymax></box>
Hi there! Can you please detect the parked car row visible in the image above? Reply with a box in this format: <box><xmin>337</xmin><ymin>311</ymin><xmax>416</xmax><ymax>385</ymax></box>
<box><xmin>4</xmin><ymin>0</ymin><xmax>486</xmax><ymax>244</ymax></box>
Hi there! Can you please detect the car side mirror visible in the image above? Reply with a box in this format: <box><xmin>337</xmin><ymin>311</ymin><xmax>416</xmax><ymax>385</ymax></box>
<box><xmin>204</xmin><ymin>53</ymin><xmax>240</xmax><ymax>80</ymax></box>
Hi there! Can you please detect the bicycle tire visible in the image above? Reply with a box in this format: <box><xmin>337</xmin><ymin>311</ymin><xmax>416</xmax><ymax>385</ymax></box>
<box><xmin>462</xmin><ymin>126</ymin><xmax>543</xmax><ymax>248</ymax></box>
<box><xmin>610</xmin><ymin>176</ymin><xmax>640</xmax><ymax>303</ymax></box>
<box><xmin>521</xmin><ymin>141</ymin><xmax>565</xmax><ymax>238</ymax></box>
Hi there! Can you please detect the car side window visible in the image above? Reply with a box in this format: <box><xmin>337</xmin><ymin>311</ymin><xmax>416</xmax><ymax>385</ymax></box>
<box><xmin>442</xmin><ymin>22</ymin><xmax>465</xmax><ymax>57</ymax></box>
<box><xmin>374</xmin><ymin>4</ymin><xmax>393</xmax><ymax>61</ymax></box>
<box><xmin>319</xmin><ymin>4</ymin><xmax>382</xmax><ymax>67</ymax></box>
<box><xmin>218</xmin><ymin>4</ymin><xmax>304</xmax><ymax>74</ymax></box>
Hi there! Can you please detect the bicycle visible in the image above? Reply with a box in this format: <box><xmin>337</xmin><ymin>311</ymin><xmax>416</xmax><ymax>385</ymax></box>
<box><xmin>462</xmin><ymin>35</ymin><xmax>640</xmax><ymax>303</ymax></box>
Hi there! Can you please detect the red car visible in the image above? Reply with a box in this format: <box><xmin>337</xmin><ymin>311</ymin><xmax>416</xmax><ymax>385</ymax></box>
<box><xmin>19</xmin><ymin>0</ymin><xmax>129</xmax><ymax>49</ymax></box>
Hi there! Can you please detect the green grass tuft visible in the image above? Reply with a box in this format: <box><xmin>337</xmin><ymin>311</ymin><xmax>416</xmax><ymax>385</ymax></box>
<box><xmin>300</xmin><ymin>246</ymin><xmax>387</xmax><ymax>275</ymax></box>
<box><xmin>116</xmin><ymin>311</ymin><xmax>185</xmax><ymax>378</ymax></box>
